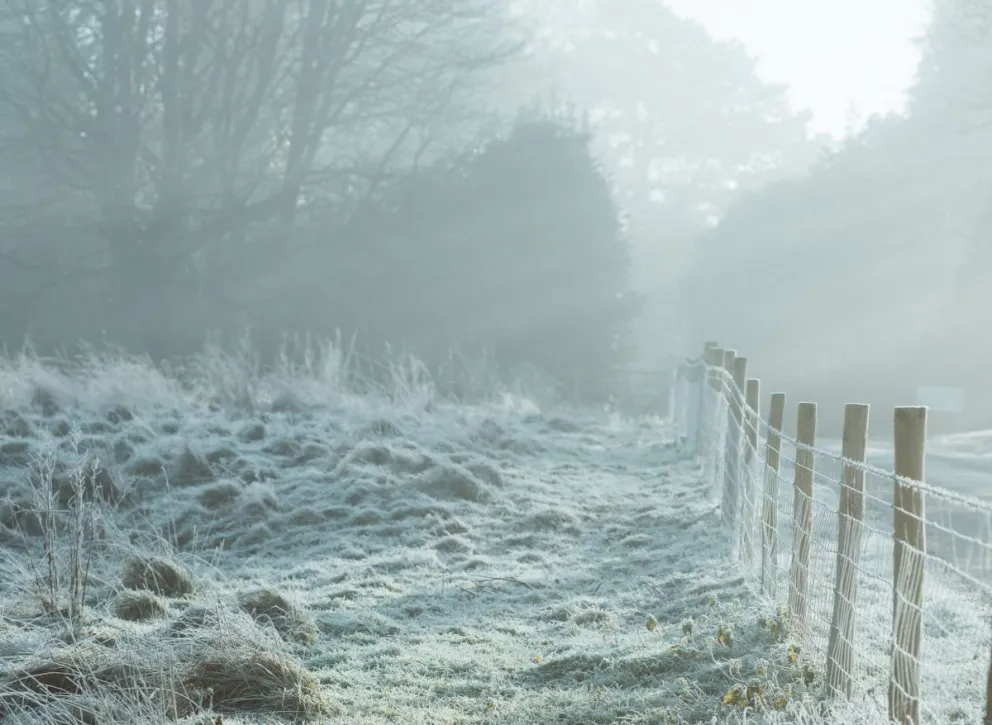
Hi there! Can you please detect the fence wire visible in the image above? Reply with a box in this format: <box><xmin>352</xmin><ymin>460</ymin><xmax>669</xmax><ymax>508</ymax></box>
<box><xmin>672</xmin><ymin>358</ymin><xmax>992</xmax><ymax>724</ymax></box>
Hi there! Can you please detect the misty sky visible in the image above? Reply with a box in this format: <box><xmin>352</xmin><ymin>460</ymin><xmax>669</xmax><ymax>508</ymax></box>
<box><xmin>666</xmin><ymin>0</ymin><xmax>932</xmax><ymax>137</ymax></box>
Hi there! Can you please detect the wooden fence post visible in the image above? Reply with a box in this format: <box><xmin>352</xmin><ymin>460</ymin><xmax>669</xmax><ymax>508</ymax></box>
<box><xmin>788</xmin><ymin>402</ymin><xmax>817</xmax><ymax>631</ymax></box>
<box><xmin>721</xmin><ymin>350</ymin><xmax>736</xmax><ymax>398</ymax></box>
<box><xmin>745</xmin><ymin>380</ymin><xmax>760</xmax><ymax>464</ymax></box>
<box><xmin>718</xmin><ymin>349</ymin><xmax>735</xmax><ymax>523</ymax></box>
<box><xmin>740</xmin><ymin>378</ymin><xmax>760</xmax><ymax>565</ymax></box>
<box><xmin>761</xmin><ymin>392</ymin><xmax>786</xmax><ymax>597</ymax></box>
<box><xmin>890</xmin><ymin>406</ymin><xmax>927</xmax><ymax>725</ymax></box>
<box><xmin>703</xmin><ymin>346</ymin><xmax>724</xmax><ymax>427</ymax></box>
<box><xmin>707</xmin><ymin>347</ymin><xmax>725</xmax><ymax>391</ymax></box>
<box><xmin>689</xmin><ymin>342</ymin><xmax>718</xmax><ymax>454</ymax></box>
<box><xmin>702</xmin><ymin>347</ymin><xmax>726</xmax><ymax>477</ymax></box>
<box><xmin>826</xmin><ymin>403</ymin><xmax>870</xmax><ymax>699</ymax></box>
<box><xmin>984</xmin><ymin>640</ymin><xmax>992</xmax><ymax>725</ymax></box>
<box><xmin>721</xmin><ymin>353</ymin><xmax>746</xmax><ymax>531</ymax></box>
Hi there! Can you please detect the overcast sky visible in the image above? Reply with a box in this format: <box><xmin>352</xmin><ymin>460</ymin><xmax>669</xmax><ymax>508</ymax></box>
<box><xmin>665</xmin><ymin>0</ymin><xmax>932</xmax><ymax>137</ymax></box>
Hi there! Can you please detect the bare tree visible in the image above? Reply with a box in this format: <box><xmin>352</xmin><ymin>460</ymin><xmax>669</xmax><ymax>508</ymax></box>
<box><xmin>0</xmin><ymin>0</ymin><xmax>522</xmax><ymax>345</ymax></box>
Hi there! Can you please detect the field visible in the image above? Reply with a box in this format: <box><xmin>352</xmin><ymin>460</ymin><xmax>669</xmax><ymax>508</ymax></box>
<box><xmin>0</xmin><ymin>344</ymin><xmax>955</xmax><ymax>724</ymax></box>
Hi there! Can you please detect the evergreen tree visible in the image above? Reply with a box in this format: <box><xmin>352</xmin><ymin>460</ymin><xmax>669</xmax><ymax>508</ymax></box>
<box><xmin>341</xmin><ymin>116</ymin><xmax>641</xmax><ymax>394</ymax></box>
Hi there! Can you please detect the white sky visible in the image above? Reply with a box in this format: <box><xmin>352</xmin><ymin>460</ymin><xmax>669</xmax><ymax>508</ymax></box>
<box><xmin>664</xmin><ymin>0</ymin><xmax>933</xmax><ymax>137</ymax></box>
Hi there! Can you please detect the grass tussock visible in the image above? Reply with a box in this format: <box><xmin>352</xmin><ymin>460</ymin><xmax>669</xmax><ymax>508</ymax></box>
<box><xmin>237</xmin><ymin>588</ymin><xmax>319</xmax><ymax>646</ymax></box>
<box><xmin>112</xmin><ymin>590</ymin><xmax>168</xmax><ymax>622</ymax></box>
<box><xmin>172</xmin><ymin>446</ymin><xmax>214</xmax><ymax>487</ymax></box>
<box><xmin>0</xmin><ymin>613</ymin><xmax>334</xmax><ymax>722</ymax></box>
<box><xmin>182</xmin><ymin>646</ymin><xmax>334</xmax><ymax>718</ymax></box>
<box><xmin>118</xmin><ymin>555</ymin><xmax>193</xmax><ymax>598</ymax></box>
<box><xmin>0</xmin><ymin>643</ymin><xmax>184</xmax><ymax>719</ymax></box>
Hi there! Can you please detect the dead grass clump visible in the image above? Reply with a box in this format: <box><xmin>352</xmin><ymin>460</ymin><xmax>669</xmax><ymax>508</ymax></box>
<box><xmin>7</xmin><ymin>697</ymin><xmax>100</xmax><ymax>725</ymax></box>
<box><xmin>195</xmin><ymin>480</ymin><xmax>242</xmax><ymax>509</ymax></box>
<box><xmin>0</xmin><ymin>500</ymin><xmax>44</xmax><ymax>536</ymax></box>
<box><xmin>522</xmin><ymin>509</ymin><xmax>581</xmax><ymax>532</ymax></box>
<box><xmin>238</xmin><ymin>482</ymin><xmax>279</xmax><ymax>520</ymax></box>
<box><xmin>440</xmin><ymin>518</ymin><xmax>471</xmax><ymax>535</ymax></box>
<box><xmin>460</xmin><ymin>556</ymin><xmax>490</xmax><ymax>571</ymax></box>
<box><xmin>106</xmin><ymin>404</ymin><xmax>133</xmax><ymax>425</ymax></box>
<box><xmin>414</xmin><ymin>464</ymin><xmax>491</xmax><ymax>502</ymax></box>
<box><xmin>113</xmin><ymin>590</ymin><xmax>168</xmax><ymax>622</ymax></box>
<box><xmin>573</xmin><ymin>607</ymin><xmax>613</xmax><ymax>625</ymax></box>
<box><xmin>620</xmin><ymin>533</ymin><xmax>653</xmax><ymax>549</ymax></box>
<box><xmin>182</xmin><ymin>647</ymin><xmax>331</xmax><ymax>718</ymax></box>
<box><xmin>317</xmin><ymin>610</ymin><xmax>401</xmax><ymax>638</ymax></box>
<box><xmin>4</xmin><ymin>657</ymin><xmax>89</xmax><ymax>701</ymax></box>
<box><xmin>1</xmin><ymin>439</ymin><xmax>33</xmax><ymax>467</ymax></box>
<box><xmin>288</xmin><ymin>507</ymin><xmax>325</xmax><ymax>527</ymax></box>
<box><xmin>359</xmin><ymin>418</ymin><xmax>402</xmax><ymax>438</ymax></box>
<box><xmin>545</xmin><ymin>416</ymin><xmax>581</xmax><ymax>433</ymax></box>
<box><xmin>204</xmin><ymin>445</ymin><xmax>238</xmax><ymax>465</ymax></box>
<box><xmin>119</xmin><ymin>555</ymin><xmax>193</xmax><ymax>598</ymax></box>
<box><xmin>112</xmin><ymin>439</ymin><xmax>134</xmax><ymax>464</ymax></box>
<box><xmin>261</xmin><ymin>438</ymin><xmax>299</xmax><ymax>457</ymax></box>
<box><xmin>293</xmin><ymin>442</ymin><xmax>328</xmax><ymax>465</ymax></box>
<box><xmin>238</xmin><ymin>465</ymin><xmax>276</xmax><ymax>484</ymax></box>
<box><xmin>2</xmin><ymin>410</ymin><xmax>35</xmax><ymax>437</ymax></box>
<box><xmin>1</xmin><ymin>644</ymin><xmax>147</xmax><ymax>710</ymax></box>
<box><xmin>0</xmin><ymin>643</ymin><xmax>194</xmax><ymax>722</ymax></box>
<box><xmin>522</xmin><ymin>650</ymin><xmax>686</xmax><ymax>688</ymax></box>
<box><xmin>172</xmin><ymin>446</ymin><xmax>214</xmax><ymax>486</ymax></box>
<box><xmin>167</xmin><ymin>604</ymin><xmax>219</xmax><ymax>637</ymax></box>
<box><xmin>126</xmin><ymin>456</ymin><xmax>165</xmax><ymax>477</ymax></box>
<box><xmin>49</xmin><ymin>419</ymin><xmax>72</xmax><ymax>437</ymax></box>
<box><xmin>237</xmin><ymin>588</ymin><xmax>318</xmax><ymax>646</ymax></box>
<box><xmin>81</xmin><ymin>421</ymin><xmax>112</xmax><ymax>436</ymax></box>
<box><xmin>31</xmin><ymin>385</ymin><xmax>61</xmax><ymax>416</ymax></box>
<box><xmin>349</xmin><ymin>507</ymin><xmax>383</xmax><ymax>526</ymax></box>
<box><xmin>386</xmin><ymin>503</ymin><xmax>447</xmax><ymax>522</ymax></box>
<box><xmin>431</xmin><ymin>534</ymin><xmax>471</xmax><ymax>552</ymax></box>
<box><xmin>464</xmin><ymin>459</ymin><xmax>504</xmax><ymax>488</ymax></box>
<box><xmin>335</xmin><ymin>440</ymin><xmax>392</xmax><ymax>470</ymax></box>
<box><xmin>238</xmin><ymin>421</ymin><xmax>266</xmax><ymax>442</ymax></box>
<box><xmin>270</xmin><ymin>390</ymin><xmax>307</xmax><ymax>414</ymax></box>
<box><xmin>52</xmin><ymin>464</ymin><xmax>123</xmax><ymax>507</ymax></box>
<box><xmin>236</xmin><ymin>523</ymin><xmax>274</xmax><ymax>551</ymax></box>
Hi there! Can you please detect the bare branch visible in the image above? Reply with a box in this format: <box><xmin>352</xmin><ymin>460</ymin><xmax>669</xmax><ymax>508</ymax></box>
<box><xmin>0</xmin><ymin>0</ymin><xmax>523</xmax><ymax>274</ymax></box>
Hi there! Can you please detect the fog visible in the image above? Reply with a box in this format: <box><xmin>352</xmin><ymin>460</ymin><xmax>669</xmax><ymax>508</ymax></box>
<box><xmin>0</xmin><ymin>0</ymin><xmax>981</xmax><ymax>431</ymax></box>
<box><xmin>3</xmin><ymin>5</ymin><xmax>992</xmax><ymax>724</ymax></box>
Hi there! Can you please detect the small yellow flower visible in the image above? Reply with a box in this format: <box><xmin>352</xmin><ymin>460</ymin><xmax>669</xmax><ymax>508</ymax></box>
<box><xmin>717</xmin><ymin>624</ymin><xmax>733</xmax><ymax>648</ymax></box>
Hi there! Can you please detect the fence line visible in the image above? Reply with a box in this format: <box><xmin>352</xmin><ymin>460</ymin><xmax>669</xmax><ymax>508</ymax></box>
<box><xmin>670</xmin><ymin>345</ymin><xmax>992</xmax><ymax>725</ymax></box>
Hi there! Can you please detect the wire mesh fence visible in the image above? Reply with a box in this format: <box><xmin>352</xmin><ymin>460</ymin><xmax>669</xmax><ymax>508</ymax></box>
<box><xmin>671</xmin><ymin>351</ymin><xmax>992</xmax><ymax>725</ymax></box>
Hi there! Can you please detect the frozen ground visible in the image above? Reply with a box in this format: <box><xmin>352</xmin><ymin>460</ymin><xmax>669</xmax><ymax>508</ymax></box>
<box><xmin>0</xmin><ymin>344</ymin><xmax>979</xmax><ymax>724</ymax></box>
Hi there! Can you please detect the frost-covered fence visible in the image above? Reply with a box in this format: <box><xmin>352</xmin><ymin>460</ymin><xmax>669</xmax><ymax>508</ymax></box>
<box><xmin>672</xmin><ymin>345</ymin><xmax>992</xmax><ymax>725</ymax></box>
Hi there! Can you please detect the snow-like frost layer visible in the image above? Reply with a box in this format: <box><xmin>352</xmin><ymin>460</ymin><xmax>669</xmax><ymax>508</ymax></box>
<box><xmin>0</xmin><ymin>349</ymin><xmax>982</xmax><ymax>724</ymax></box>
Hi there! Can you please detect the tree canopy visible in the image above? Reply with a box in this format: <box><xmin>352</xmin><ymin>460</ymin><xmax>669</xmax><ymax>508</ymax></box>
<box><xmin>0</xmin><ymin>0</ymin><xmax>523</xmax><ymax>353</ymax></box>
<box><xmin>677</xmin><ymin>0</ymin><xmax>992</xmax><ymax>418</ymax></box>
<box><xmin>509</xmin><ymin>0</ymin><xmax>824</xmax><ymax>367</ymax></box>
<box><xmin>309</xmin><ymin>116</ymin><xmax>641</xmax><ymax>395</ymax></box>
